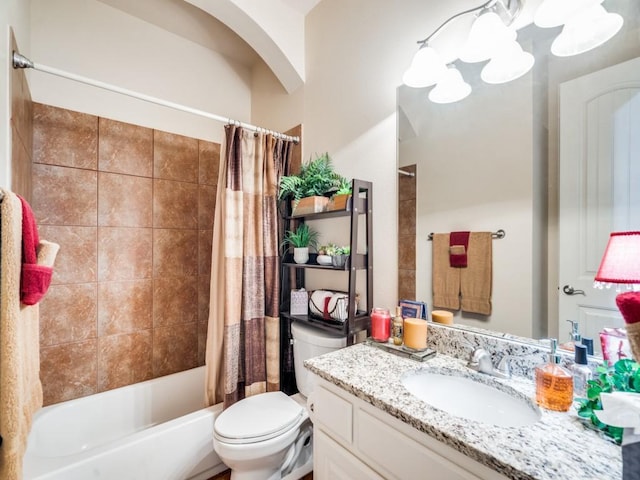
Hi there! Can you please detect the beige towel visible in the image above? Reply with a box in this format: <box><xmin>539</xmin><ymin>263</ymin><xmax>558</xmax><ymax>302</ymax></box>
<box><xmin>37</xmin><ymin>240</ymin><xmax>60</xmax><ymax>268</ymax></box>
<box><xmin>432</xmin><ymin>233</ymin><xmax>461</xmax><ymax>310</ymax></box>
<box><xmin>0</xmin><ymin>190</ymin><xmax>49</xmax><ymax>480</ymax></box>
<box><xmin>627</xmin><ymin>322</ymin><xmax>640</xmax><ymax>363</ymax></box>
<box><xmin>460</xmin><ymin>232</ymin><xmax>492</xmax><ymax>315</ymax></box>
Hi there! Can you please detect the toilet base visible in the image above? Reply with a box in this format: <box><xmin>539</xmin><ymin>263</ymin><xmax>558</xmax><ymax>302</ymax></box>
<box><xmin>227</xmin><ymin>422</ymin><xmax>313</xmax><ymax>480</ymax></box>
<box><xmin>282</xmin><ymin>452</ymin><xmax>313</xmax><ymax>480</ymax></box>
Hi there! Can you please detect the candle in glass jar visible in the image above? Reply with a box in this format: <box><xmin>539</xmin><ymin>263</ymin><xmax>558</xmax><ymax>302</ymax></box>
<box><xmin>371</xmin><ymin>308</ymin><xmax>391</xmax><ymax>342</ymax></box>
<box><xmin>403</xmin><ymin>317</ymin><xmax>427</xmax><ymax>350</ymax></box>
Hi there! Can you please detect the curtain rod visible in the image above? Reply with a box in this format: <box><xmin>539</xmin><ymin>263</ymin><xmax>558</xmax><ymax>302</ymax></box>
<box><xmin>12</xmin><ymin>52</ymin><xmax>299</xmax><ymax>144</ymax></box>
<box><xmin>427</xmin><ymin>229</ymin><xmax>506</xmax><ymax>241</ymax></box>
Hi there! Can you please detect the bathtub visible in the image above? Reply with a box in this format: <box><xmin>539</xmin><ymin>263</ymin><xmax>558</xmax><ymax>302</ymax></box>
<box><xmin>24</xmin><ymin>366</ymin><xmax>226</xmax><ymax>480</ymax></box>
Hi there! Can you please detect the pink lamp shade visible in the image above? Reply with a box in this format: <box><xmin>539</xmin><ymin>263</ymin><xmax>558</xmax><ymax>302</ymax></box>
<box><xmin>594</xmin><ymin>232</ymin><xmax>640</xmax><ymax>363</ymax></box>
<box><xmin>594</xmin><ymin>231</ymin><xmax>640</xmax><ymax>285</ymax></box>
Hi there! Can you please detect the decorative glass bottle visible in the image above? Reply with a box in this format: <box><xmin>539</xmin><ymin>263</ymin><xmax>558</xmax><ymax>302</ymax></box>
<box><xmin>535</xmin><ymin>338</ymin><xmax>573</xmax><ymax>412</ymax></box>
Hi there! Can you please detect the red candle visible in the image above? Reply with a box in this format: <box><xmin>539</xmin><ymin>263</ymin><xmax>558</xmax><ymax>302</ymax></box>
<box><xmin>371</xmin><ymin>308</ymin><xmax>391</xmax><ymax>342</ymax></box>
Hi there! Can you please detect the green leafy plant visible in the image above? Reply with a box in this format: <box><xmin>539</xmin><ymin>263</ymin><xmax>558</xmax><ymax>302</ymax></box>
<box><xmin>318</xmin><ymin>243</ymin><xmax>338</xmax><ymax>256</ymax></box>
<box><xmin>278</xmin><ymin>153</ymin><xmax>347</xmax><ymax>202</ymax></box>
<box><xmin>336</xmin><ymin>245</ymin><xmax>351</xmax><ymax>256</ymax></box>
<box><xmin>281</xmin><ymin>223</ymin><xmax>319</xmax><ymax>250</ymax></box>
<box><xmin>334</xmin><ymin>177</ymin><xmax>353</xmax><ymax>196</ymax></box>
<box><xmin>575</xmin><ymin>358</ymin><xmax>640</xmax><ymax>444</ymax></box>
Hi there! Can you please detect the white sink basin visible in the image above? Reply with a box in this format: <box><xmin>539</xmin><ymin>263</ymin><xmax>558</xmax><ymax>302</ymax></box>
<box><xmin>402</xmin><ymin>371</ymin><xmax>541</xmax><ymax>427</ymax></box>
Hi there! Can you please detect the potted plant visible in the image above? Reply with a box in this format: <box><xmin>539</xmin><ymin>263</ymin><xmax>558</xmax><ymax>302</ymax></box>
<box><xmin>327</xmin><ymin>177</ymin><xmax>353</xmax><ymax>212</ymax></box>
<box><xmin>278</xmin><ymin>153</ymin><xmax>347</xmax><ymax>216</ymax></box>
<box><xmin>331</xmin><ymin>245</ymin><xmax>351</xmax><ymax>268</ymax></box>
<box><xmin>317</xmin><ymin>243</ymin><xmax>338</xmax><ymax>265</ymax></box>
<box><xmin>281</xmin><ymin>223</ymin><xmax>319</xmax><ymax>264</ymax></box>
<box><xmin>575</xmin><ymin>358</ymin><xmax>640</xmax><ymax>444</ymax></box>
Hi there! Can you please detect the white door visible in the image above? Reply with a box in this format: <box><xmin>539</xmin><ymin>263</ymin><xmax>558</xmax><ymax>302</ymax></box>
<box><xmin>559</xmin><ymin>56</ymin><xmax>640</xmax><ymax>353</ymax></box>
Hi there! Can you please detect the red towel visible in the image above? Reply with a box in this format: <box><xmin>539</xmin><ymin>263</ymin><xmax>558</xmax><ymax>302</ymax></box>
<box><xmin>18</xmin><ymin>195</ymin><xmax>53</xmax><ymax>305</ymax></box>
<box><xmin>449</xmin><ymin>231</ymin><xmax>470</xmax><ymax>268</ymax></box>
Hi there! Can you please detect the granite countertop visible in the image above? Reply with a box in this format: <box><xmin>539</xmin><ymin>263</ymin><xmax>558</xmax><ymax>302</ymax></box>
<box><xmin>305</xmin><ymin>343</ymin><xmax>622</xmax><ymax>480</ymax></box>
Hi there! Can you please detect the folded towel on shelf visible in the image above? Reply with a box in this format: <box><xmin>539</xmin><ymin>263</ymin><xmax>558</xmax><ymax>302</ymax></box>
<box><xmin>18</xmin><ymin>196</ymin><xmax>56</xmax><ymax>306</ymax></box>
<box><xmin>460</xmin><ymin>232</ymin><xmax>492</xmax><ymax>315</ymax></box>
<box><xmin>449</xmin><ymin>231</ymin><xmax>470</xmax><ymax>267</ymax></box>
<box><xmin>432</xmin><ymin>233</ymin><xmax>461</xmax><ymax>310</ymax></box>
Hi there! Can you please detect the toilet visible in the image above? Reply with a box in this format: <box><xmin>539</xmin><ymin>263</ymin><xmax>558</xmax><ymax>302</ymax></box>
<box><xmin>213</xmin><ymin>321</ymin><xmax>347</xmax><ymax>480</ymax></box>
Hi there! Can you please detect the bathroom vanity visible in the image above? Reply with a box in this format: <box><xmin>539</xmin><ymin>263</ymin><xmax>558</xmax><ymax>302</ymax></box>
<box><xmin>305</xmin><ymin>343</ymin><xmax>621</xmax><ymax>480</ymax></box>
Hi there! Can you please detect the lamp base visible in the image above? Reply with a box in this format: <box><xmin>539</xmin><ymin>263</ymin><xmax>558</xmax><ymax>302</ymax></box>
<box><xmin>616</xmin><ymin>291</ymin><xmax>640</xmax><ymax>362</ymax></box>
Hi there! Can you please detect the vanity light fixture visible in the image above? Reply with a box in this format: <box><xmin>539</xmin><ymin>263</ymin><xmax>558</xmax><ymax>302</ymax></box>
<box><xmin>428</xmin><ymin>66</ymin><xmax>472</xmax><ymax>104</ymax></box>
<box><xmin>480</xmin><ymin>39</ymin><xmax>534</xmax><ymax>84</ymax></box>
<box><xmin>403</xmin><ymin>0</ymin><xmax>624</xmax><ymax>104</ymax></box>
<box><xmin>549</xmin><ymin>4</ymin><xmax>623</xmax><ymax>57</ymax></box>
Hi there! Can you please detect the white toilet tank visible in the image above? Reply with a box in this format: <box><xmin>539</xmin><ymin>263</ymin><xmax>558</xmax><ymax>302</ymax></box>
<box><xmin>291</xmin><ymin>321</ymin><xmax>347</xmax><ymax>397</ymax></box>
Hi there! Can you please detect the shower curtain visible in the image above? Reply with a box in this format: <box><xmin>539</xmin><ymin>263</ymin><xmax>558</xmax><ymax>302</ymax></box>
<box><xmin>205</xmin><ymin>125</ymin><xmax>293</xmax><ymax>407</ymax></box>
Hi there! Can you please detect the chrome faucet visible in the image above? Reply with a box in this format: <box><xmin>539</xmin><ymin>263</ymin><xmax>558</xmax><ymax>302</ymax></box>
<box><xmin>467</xmin><ymin>348</ymin><xmax>511</xmax><ymax>379</ymax></box>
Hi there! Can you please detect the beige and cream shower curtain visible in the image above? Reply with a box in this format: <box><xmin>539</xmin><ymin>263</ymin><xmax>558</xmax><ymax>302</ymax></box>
<box><xmin>205</xmin><ymin>125</ymin><xmax>293</xmax><ymax>407</ymax></box>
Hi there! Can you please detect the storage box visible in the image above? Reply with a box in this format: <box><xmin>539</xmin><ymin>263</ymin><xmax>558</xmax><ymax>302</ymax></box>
<box><xmin>291</xmin><ymin>196</ymin><xmax>329</xmax><ymax>216</ymax></box>
<box><xmin>290</xmin><ymin>288</ymin><xmax>309</xmax><ymax>315</ymax></box>
<box><xmin>326</xmin><ymin>194</ymin><xmax>352</xmax><ymax>212</ymax></box>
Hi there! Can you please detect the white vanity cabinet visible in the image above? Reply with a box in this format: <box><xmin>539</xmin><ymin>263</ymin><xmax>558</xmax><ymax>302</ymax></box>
<box><xmin>310</xmin><ymin>377</ymin><xmax>510</xmax><ymax>480</ymax></box>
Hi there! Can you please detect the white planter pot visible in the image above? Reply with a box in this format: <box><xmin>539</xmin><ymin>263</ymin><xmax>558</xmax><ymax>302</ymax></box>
<box><xmin>293</xmin><ymin>247</ymin><xmax>309</xmax><ymax>264</ymax></box>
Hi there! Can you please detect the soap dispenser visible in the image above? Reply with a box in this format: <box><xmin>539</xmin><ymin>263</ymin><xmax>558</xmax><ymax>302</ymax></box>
<box><xmin>535</xmin><ymin>339</ymin><xmax>574</xmax><ymax>412</ymax></box>
<box><xmin>560</xmin><ymin>320</ymin><xmax>581</xmax><ymax>351</ymax></box>
<box><xmin>572</xmin><ymin>344</ymin><xmax>592</xmax><ymax>398</ymax></box>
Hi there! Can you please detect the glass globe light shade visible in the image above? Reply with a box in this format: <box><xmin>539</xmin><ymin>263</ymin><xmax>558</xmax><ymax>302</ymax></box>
<box><xmin>481</xmin><ymin>40</ymin><xmax>535</xmax><ymax>84</ymax></box>
<box><xmin>551</xmin><ymin>5</ymin><xmax>623</xmax><ymax>57</ymax></box>
<box><xmin>402</xmin><ymin>46</ymin><xmax>448</xmax><ymax>88</ymax></box>
<box><xmin>459</xmin><ymin>11</ymin><xmax>517</xmax><ymax>63</ymax></box>
<box><xmin>534</xmin><ymin>0</ymin><xmax>603</xmax><ymax>28</ymax></box>
<box><xmin>428</xmin><ymin>67</ymin><xmax>472</xmax><ymax>104</ymax></box>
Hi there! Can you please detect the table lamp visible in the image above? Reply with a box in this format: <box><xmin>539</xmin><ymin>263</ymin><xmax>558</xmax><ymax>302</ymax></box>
<box><xmin>594</xmin><ymin>231</ymin><xmax>640</xmax><ymax>361</ymax></box>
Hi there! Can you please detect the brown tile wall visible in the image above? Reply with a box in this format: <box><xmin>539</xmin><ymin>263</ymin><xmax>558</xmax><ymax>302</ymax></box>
<box><xmin>32</xmin><ymin>103</ymin><xmax>220</xmax><ymax>405</ymax></box>
<box><xmin>9</xmin><ymin>30</ymin><xmax>33</xmax><ymax>200</ymax></box>
<box><xmin>398</xmin><ymin>164</ymin><xmax>416</xmax><ymax>301</ymax></box>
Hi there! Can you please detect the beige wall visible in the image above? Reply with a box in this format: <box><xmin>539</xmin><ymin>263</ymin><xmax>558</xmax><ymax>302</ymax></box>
<box><xmin>33</xmin><ymin>103</ymin><xmax>219</xmax><ymax>405</ymax></box>
<box><xmin>29</xmin><ymin>0</ymin><xmax>253</xmax><ymax>143</ymax></box>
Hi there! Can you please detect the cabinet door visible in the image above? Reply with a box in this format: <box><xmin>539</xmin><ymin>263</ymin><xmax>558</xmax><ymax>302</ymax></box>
<box><xmin>357</xmin><ymin>409</ymin><xmax>483</xmax><ymax>480</ymax></box>
<box><xmin>315</xmin><ymin>429</ymin><xmax>384</xmax><ymax>480</ymax></box>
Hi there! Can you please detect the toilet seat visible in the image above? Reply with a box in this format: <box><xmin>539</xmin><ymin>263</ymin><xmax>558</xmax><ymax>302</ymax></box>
<box><xmin>214</xmin><ymin>391</ymin><xmax>304</xmax><ymax>445</ymax></box>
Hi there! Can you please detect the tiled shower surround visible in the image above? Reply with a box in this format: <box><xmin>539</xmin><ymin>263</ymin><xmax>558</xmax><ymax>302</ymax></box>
<box><xmin>398</xmin><ymin>164</ymin><xmax>416</xmax><ymax>300</ymax></box>
<box><xmin>32</xmin><ymin>103</ymin><xmax>220</xmax><ymax>405</ymax></box>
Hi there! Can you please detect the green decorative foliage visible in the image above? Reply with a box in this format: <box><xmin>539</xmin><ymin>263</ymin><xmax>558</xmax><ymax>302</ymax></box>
<box><xmin>335</xmin><ymin>177</ymin><xmax>353</xmax><ymax>196</ymax></box>
<box><xmin>278</xmin><ymin>153</ymin><xmax>349</xmax><ymax>201</ymax></box>
<box><xmin>318</xmin><ymin>243</ymin><xmax>338</xmax><ymax>256</ymax></box>
<box><xmin>574</xmin><ymin>358</ymin><xmax>640</xmax><ymax>444</ymax></box>
<box><xmin>281</xmin><ymin>223</ymin><xmax>319</xmax><ymax>250</ymax></box>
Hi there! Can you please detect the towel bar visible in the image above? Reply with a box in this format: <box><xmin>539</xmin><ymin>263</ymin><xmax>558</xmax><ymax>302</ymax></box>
<box><xmin>427</xmin><ymin>229</ymin><xmax>505</xmax><ymax>241</ymax></box>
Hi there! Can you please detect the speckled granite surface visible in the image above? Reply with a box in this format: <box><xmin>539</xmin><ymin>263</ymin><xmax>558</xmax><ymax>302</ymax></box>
<box><xmin>305</xmin><ymin>342</ymin><xmax>622</xmax><ymax>480</ymax></box>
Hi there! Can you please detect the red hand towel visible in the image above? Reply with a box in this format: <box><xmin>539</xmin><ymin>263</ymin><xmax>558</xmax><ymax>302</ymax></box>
<box><xmin>18</xmin><ymin>195</ymin><xmax>53</xmax><ymax>305</ymax></box>
<box><xmin>449</xmin><ymin>231</ymin><xmax>470</xmax><ymax>268</ymax></box>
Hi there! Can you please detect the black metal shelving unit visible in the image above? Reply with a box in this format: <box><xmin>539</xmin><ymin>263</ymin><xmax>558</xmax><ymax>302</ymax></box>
<box><xmin>279</xmin><ymin>179</ymin><xmax>373</xmax><ymax>394</ymax></box>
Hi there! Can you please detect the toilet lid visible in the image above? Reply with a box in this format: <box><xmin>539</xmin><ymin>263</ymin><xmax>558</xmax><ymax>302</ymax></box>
<box><xmin>214</xmin><ymin>391</ymin><xmax>304</xmax><ymax>444</ymax></box>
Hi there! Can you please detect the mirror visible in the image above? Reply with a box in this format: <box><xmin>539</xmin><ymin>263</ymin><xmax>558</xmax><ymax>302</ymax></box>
<box><xmin>397</xmin><ymin>0</ymin><xmax>640</xmax><ymax>350</ymax></box>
